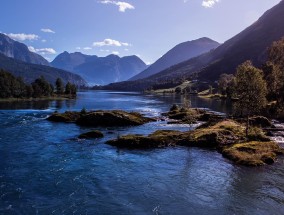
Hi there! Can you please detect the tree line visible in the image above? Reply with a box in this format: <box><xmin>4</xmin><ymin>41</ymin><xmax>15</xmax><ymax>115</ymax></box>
<box><xmin>217</xmin><ymin>37</ymin><xmax>284</xmax><ymax>121</ymax></box>
<box><xmin>0</xmin><ymin>70</ymin><xmax>77</xmax><ymax>99</ymax></box>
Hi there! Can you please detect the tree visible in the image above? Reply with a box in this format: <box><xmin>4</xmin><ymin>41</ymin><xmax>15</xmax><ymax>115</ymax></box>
<box><xmin>265</xmin><ymin>38</ymin><xmax>284</xmax><ymax>112</ymax></box>
<box><xmin>175</xmin><ymin>87</ymin><xmax>182</xmax><ymax>94</ymax></box>
<box><xmin>32</xmin><ymin>76</ymin><xmax>52</xmax><ymax>97</ymax></box>
<box><xmin>218</xmin><ymin>73</ymin><xmax>235</xmax><ymax>96</ymax></box>
<box><xmin>234</xmin><ymin>61</ymin><xmax>268</xmax><ymax>136</ymax></box>
<box><xmin>55</xmin><ymin>78</ymin><xmax>64</xmax><ymax>95</ymax></box>
<box><xmin>65</xmin><ymin>82</ymin><xmax>72</xmax><ymax>95</ymax></box>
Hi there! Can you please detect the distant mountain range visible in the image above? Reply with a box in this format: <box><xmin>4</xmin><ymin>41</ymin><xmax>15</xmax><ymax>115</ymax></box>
<box><xmin>0</xmin><ymin>33</ymin><xmax>49</xmax><ymax>66</ymax></box>
<box><xmin>0</xmin><ymin>34</ymin><xmax>86</xmax><ymax>85</ymax></box>
<box><xmin>104</xmin><ymin>0</ymin><xmax>284</xmax><ymax>91</ymax></box>
<box><xmin>130</xmin><ymin>37</ymin><xmax>220</xmax><ymax>81</ymax></box>
<box><xmin>51</xmin><ymin>52</ymin><xmax>147</xmax><ymax>85</ymax></box>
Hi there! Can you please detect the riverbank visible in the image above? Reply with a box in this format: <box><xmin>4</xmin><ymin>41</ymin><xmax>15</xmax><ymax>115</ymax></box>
<box><xmin>0</xmin><ymin>95</ymin><xmax>76</xmax><ymax>102</ymax></box>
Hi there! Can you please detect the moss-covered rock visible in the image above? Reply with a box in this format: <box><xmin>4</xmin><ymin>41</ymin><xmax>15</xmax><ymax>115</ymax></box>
<box><xmin>78</xmin><ymin>130</ymin><xmax>104</xmax><ymax>139</ymax></box>
<box><xmin>47</xmin><ymin>110</ymin><xmax>155</xmax><ymax>127</ymax></box>
<box><xmin>76</xmin><ymin>110</ymin><xmax>155</xmax><ymax>127</ymax></box>
<box><xmin>107</xmin><ymin>135</ymin><xmax>155</xmax><ymax>149</ymax></box>
<box><xmin>107</xmin><ymin>130</ymin><xmax>183</xmax><ymax>149</ymax></box>
<box><xmin>222</xmin><ymin>141</ymin><xmax>284</xmax><ymax>166</ymax></box>
<box><xmin>47</xmin><ymin>111</ymin><xmax>81</xmax><ymax>123</ymax></box>
<box><xmin>163</xmin><ymin>108</ymin><xmax>223</xmax><ymax>124</ymax></box>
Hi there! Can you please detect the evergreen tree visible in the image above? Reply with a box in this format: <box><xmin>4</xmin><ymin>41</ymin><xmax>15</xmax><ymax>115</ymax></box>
<box><xmin>65</xmin><ymin>82</ymin><xmax>72</xmax><ymax>95</ymax></box>
<box><xmin>55</xmin><ymin>78</ymin><xmax>64</xmax><ymax>95</ymax></box>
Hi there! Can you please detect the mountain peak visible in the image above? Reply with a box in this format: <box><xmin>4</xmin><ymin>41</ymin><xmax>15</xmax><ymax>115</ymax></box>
<box><xmin>129</xmin><ymin>37</ymin><xmax>220</xmax><ymax>81</ymax></box>
<box><xmin>0</xmin><ymin>33</ymin><xmax>50</xmax><ymax>66</ymax></box>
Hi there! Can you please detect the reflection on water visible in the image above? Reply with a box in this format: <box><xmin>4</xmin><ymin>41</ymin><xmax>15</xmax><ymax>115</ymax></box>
<box><xmin>0</xmin><ymin>91</ymin><xmax>283</xmax><ymax>215</ymax></box>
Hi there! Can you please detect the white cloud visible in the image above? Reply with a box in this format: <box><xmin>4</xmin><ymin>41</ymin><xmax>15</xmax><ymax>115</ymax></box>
<box><xmin>6</xmin><ymin>33</ymin><xmax>39</xmax><ymax>41</ymax></box>
<box><xmin>93</xmin><ymin>38</ymin><xmax>130</xmax><ymax>47</ymax></box>
<box><xmin>100</xmin><ymin>49</ymin><xmax>110</xmax><ymax>52</ymax></box>
<box><xmin>41</xmin><ymin>39</ymin><xmax>47</xmax><ymax>43</ymax></box>
<box><xmin>76</xmin><ymin>47</ymin><xmax>81</xmax><ymax>50</ymax></box>
<box><xmin>41</xmin><ymin>28</ymin><xmax>55</xmax><ymax>33</ymax></box>
<box><xmin>124</xmin><ymin>48</ymin><xmax>129</xmax><ymax>51</ymax></box>
<box><xmin>98</xmin><ymin>1</ymin><xmax>134</xmax><ymax>12</ymax></box>
<box><xmin>83</xmin><ymin>47</ymin><xmax>92</xmax><ymax>50</ymax></box>
<box><xmin>112</xmin><ymin>51</ymin><xmax>120</xmax><ymax>55</ymax></box>
<box><xmin>28</xmin><ymin>46</ymin><xmax>57</xmax><ymax>55</ymax></box>
<box><xmin>202</xmin><ymin>0</ymin><xmax>220</xmax><ymax>8</ymax></box>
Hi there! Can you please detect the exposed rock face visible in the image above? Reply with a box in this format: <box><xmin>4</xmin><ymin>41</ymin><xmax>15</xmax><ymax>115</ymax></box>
<box><xmin>47</xmin><ymin>110</ymin><xmax>155</xmax><ymax>127</ymax></box>
<box><xmin>78</xmin><ymin>130</ymin><xmax>104</xmax><ymax>139</ymax></box>
<box><xmin>0</xmin><ymin>33</ymin><xmax>49</xmax><ymax>66</ymax></box>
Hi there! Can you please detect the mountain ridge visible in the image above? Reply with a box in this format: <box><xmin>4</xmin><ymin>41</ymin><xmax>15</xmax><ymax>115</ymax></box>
<box><xmin>0</xmin><ymin>53</ymin><xmax>86</xmax><ymax>86</ymax></box>
<box><xmin>104</xmin><ymin>0</ymin><xmax>284</xmax><ymax>91</ymax></box>
<box><xmin>0</xmin><ymin>33</ymin><xmax>50</xmax><ymax>66</ymax></box>
<box><xmin>129</xmin><ymin>37</ymin><xmax>220</xmax><ymax>81</ymax></box>
<box><xmin>51</xmin><ymin>52</ymin><xmax>147</xmax><ymax>85</ymax></box>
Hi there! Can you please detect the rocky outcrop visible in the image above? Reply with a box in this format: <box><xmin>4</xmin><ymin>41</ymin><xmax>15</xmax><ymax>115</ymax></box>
<box><xmin>106</xmin><ymin>119</ymin><xmax>283</xmax><ymax>166</ymax></box>
<box><xmin>222</xmin><ymin>141</ymin><xmax>284</xmax><ymax>166</ymax></box>
<box><xmin>78</xmin><ymin>130</ymin><xmax>104</xmax><ymax>139</ymax></box>
<box><xmin>47</xmin><ymin>110</ymin><xmax>155</xmax><ymax>127</ymax></box>
<box><xmin>162</xmin><ymin>106</ymin><xmax>224</xmax><ymax>124</ymax></box>
<box><xmin>47</xmin><ymin>111</ymin><xmax>81</xmax><ymax>123</ymax></box>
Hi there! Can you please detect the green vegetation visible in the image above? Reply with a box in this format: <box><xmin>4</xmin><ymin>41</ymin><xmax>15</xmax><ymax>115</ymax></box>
<box><xmin>106</xmin><ymin>118</ymin><xmax>283</xmax><ymax>166</ymax></box>
<box><xmin>234</xmin><ymin>61</ymin><xmax>268</xmax><ymax>136</ymax></box>
<box><xmin>222</xmin><ymin>141</ymin><xmax>283</xmax><ymax>166</ymax></box>
<box><xmin>0</xmin><ymin>69</ymin><xmax>77</xmax><ymax>100</ymax></box>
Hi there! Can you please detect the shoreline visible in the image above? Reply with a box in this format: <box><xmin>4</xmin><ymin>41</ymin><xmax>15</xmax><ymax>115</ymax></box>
<box><xmin>0</xmin><ymin>96</ymin><xmax>76</xmax><ymax>102</ymax></box>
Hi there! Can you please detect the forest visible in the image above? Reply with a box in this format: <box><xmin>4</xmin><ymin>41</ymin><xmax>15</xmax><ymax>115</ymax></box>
<box><xmin>0</xmin><ymin>69</ymin><xmax>77</xmax><ymax>99</ymax></box>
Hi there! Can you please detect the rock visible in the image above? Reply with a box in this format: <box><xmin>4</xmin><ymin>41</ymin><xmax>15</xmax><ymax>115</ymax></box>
<box><xmin>78</xmin><ymin>130</ymin><xmax>104</xmax><ymax>139</ymax></box>
<box><xmin>222</xmin><ymin>141</ymin><xmax>284</xmax><ymax>166</ymax></box>
<box><xmin>47</xmin><ymin>110</ymin><xmax>155</xmax><ymax>127</ymax></box>
<box><xmin>106</xmin><ymin>130</ymin><xmax>183</xmax><ymax>149</ymax></box>
<box><xmin>163</xmin><ymin>108</ymin><xmax>223</xmax><ymax>124</ymax></box>
<box><xmin>249</xmin><ymin>116</ymin><xmax>272</xmax><ymax>127</ymax></box>
<box><xmin>106</xmin><ymin>119</ymin><xmax>284</xmax><ymax>166</ymax></box>
<box><xmin>47</xmin><ymin>111</ymin><xmax>81</xmax><ymax>123</ymax></box>
<box><xmin>76</xmin><ymin>110</ymin><xmax>155</xmax><ymax>127</ymax></box>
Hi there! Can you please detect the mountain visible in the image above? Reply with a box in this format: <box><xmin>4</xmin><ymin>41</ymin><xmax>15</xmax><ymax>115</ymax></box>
<box><xmin>129</xmin><ymin>37</ymin><xmax>220</xmax><ymax>81</ymax></box>
<box><xmin>0</xmin><ymin>33</ymin><xmax>50</xmax><ymax>66</ymax></box>
<box><xmin>104</xmin><ymin>0</ymin><xmax>284</xmax><ymax>91</ymax></box>
<box><xmin>0</xmin><ymin>53</ymin><xmax>86</xmax><ymax>86</ymax></box>
<box><xmin>51</xmin><ymin>52</ymin><xmax>147</xmax><ymax>85</ymax></box>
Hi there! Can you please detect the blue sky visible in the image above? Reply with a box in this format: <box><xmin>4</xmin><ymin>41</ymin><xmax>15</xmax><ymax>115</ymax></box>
<box><xmin>0</xmin><ymin>0</ymin><xmax>281</xmax><ymax>64</ymax></box>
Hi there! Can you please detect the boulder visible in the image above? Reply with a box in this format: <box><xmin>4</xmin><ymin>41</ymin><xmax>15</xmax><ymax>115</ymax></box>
<box><xmin>78</xmin><ymin>130</ymin><xmax>104</xmax><ymax>139</ymax></box>
<box><xmin>76</xmin><ymin>110</ymin><xmax>155</xmax><ymax>127</ymax></box>
<box><xmin>47</xmin><ymin>110</ymin><xmax>155</xmax><ymax>127</ymax></box>
<box><xmin>47</xmin><ymin>111</ymin><xmax>81</xmax><ymax>123</ymax></box>
<box><xmin>249</xmin><ymin>116</ymin><xmax>272</xmax><ymax>127</ymax></box>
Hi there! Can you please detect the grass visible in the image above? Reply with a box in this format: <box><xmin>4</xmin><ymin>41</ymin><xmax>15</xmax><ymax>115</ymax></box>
<box><xmin>222</xmin><ymin>141</ymin><xmax>283</xmax><ymax>166</ymax></box>
<box><xmin>149</xmin><ymin>81</ymin><xmax>193</xmax><ymax>94</ymax></box>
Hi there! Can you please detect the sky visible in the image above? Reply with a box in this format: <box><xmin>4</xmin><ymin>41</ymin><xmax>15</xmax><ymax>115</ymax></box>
<box><xmin>0</xmin><ymin>0</ymin><xmax>282</xmax><ymax>64</ymax></box>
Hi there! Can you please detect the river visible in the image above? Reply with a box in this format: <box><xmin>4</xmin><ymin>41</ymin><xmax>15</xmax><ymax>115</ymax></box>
<box><xmin>0</xmin><ymin>91</ymin><xmax>283</xmax><ymax>214</ymax></box>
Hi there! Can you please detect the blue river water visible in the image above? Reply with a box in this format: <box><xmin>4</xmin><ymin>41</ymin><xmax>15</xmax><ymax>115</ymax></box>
<box><xmin>0</xmin><ymin>91</ymin><xmax>283</xmax><ymax>215</ymax></box>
